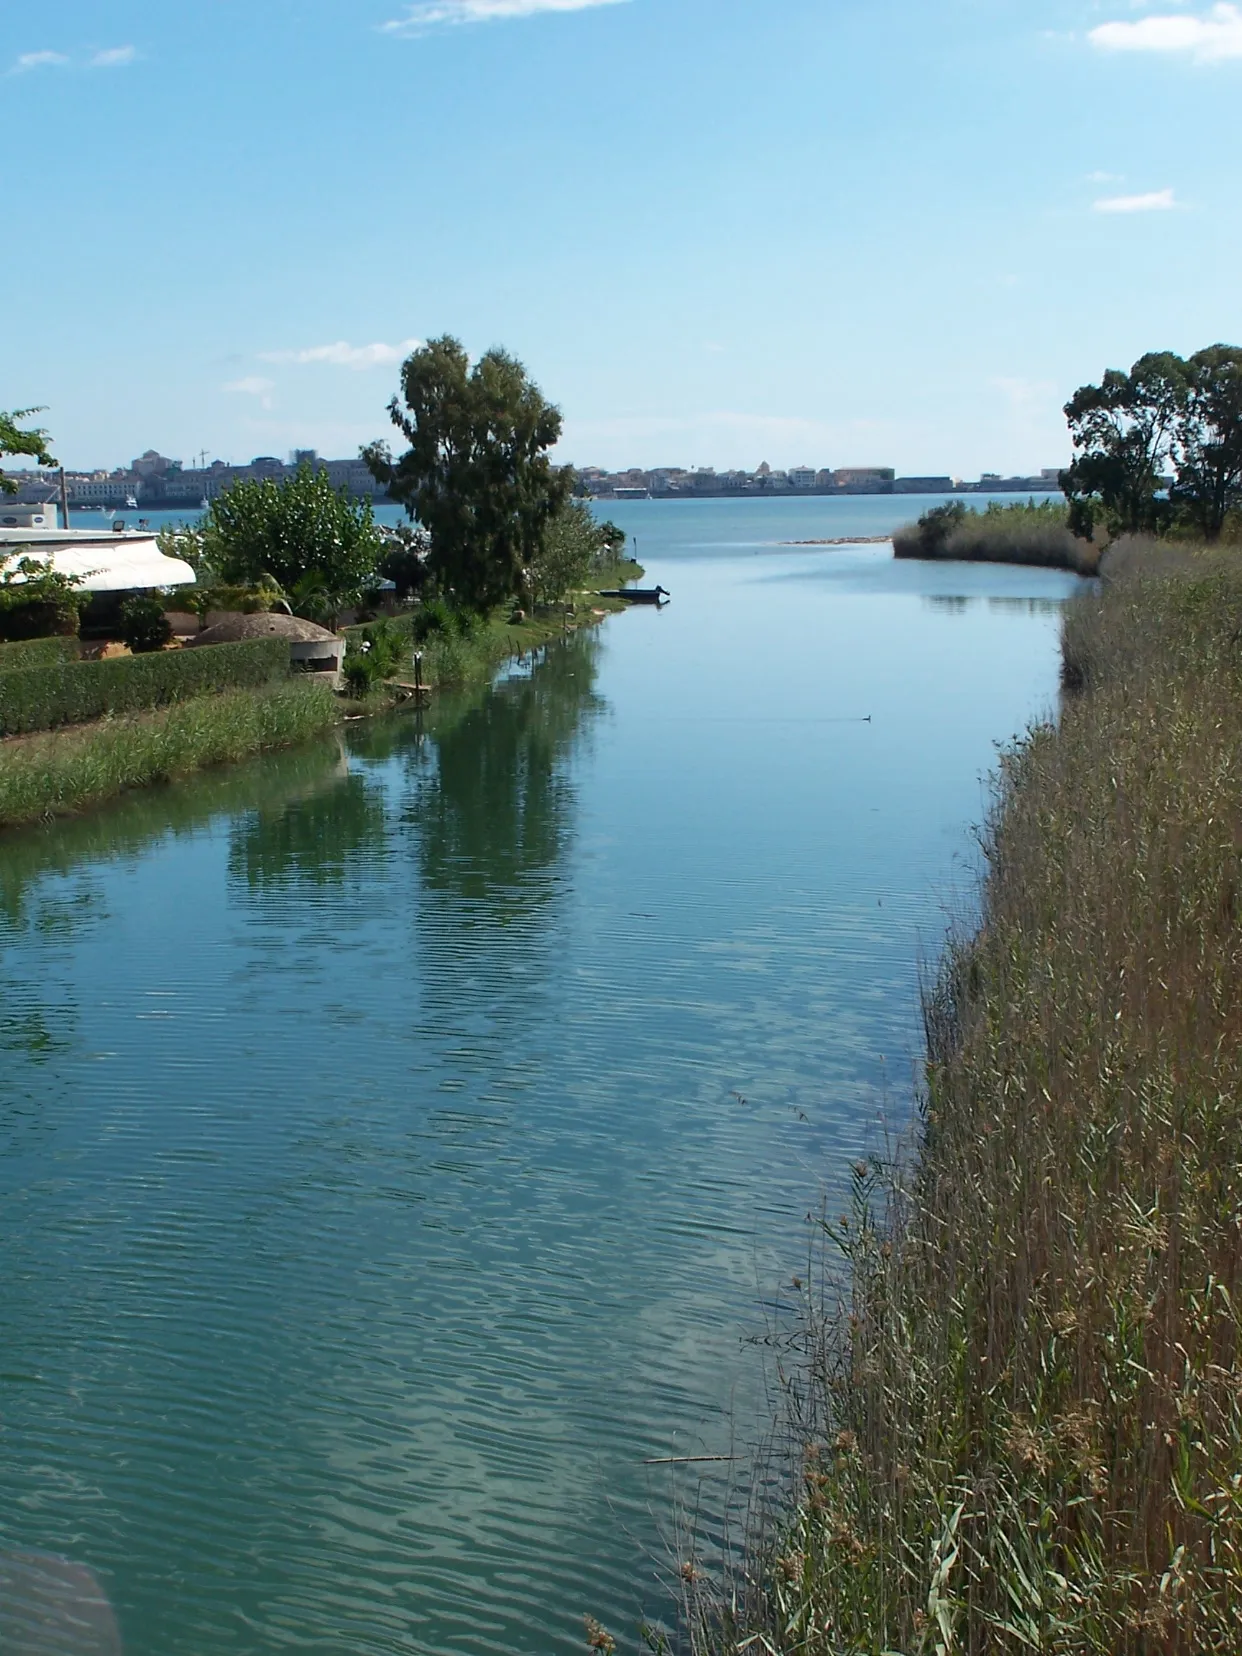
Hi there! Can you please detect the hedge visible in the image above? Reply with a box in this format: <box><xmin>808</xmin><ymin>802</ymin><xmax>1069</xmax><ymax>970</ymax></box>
<box><xmin>0</xmin><ymin>637</ymin><xmax>291</xmax><ymax>738</ymax></box>
<box><xmin>0</xmin><ymin>635</ymin><xmax>81</xmax><ymax>671</ymax></box>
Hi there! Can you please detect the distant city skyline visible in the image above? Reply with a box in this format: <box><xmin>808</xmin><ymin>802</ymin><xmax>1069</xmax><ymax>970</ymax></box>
<box><xmin>3</xmin><ymin>447</ymin><xmax>1064</xmax><ymax>511</ymax></box>
<box><xmin>6</xmin><ymin>1</ymin><xmax>1240</xmax><ymax>476</ymax></box>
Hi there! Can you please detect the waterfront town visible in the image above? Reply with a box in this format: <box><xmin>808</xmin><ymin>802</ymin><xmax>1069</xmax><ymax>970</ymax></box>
<box><xmin>0</xmin><ymin>449</ymin><xmax>1064</xmax><ymax>512</ymax></box>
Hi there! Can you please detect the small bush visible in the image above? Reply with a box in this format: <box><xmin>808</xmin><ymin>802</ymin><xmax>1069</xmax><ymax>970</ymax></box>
<box><xmin>120</xmin><ymin>595</ymin><xmax>173</xmax><ymax>655</ymax></box>
<box><xmin>411</xmin><ymin>598</ymin><xmax>454</xmax><ymax>643</ymax></box>
<box><xmin>342</xmin><ymin>617</ymin><xmax>408</xmax><ymax>696</ymax></box>
<box><xmin>0</xmin><ymin>636</ymin><xmax>290</xmax><ymax>737</ymax></box>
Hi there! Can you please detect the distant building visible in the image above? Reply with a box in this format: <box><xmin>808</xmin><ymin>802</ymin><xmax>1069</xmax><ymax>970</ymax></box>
<box><xmin>788</xmin><ymin>466</ymin><xmax>817</xmax><ymax>490</ymax></box>
<box><xmin>131</xmin><ymin>449</ymin><xmax>176</xmax><ymax>480</ymax></box>
<box><xmin>895</xmin><ymin>476</ymin><xmax>955</xmax><ymax>494</ymax></box>
<box><xmin>837</xmin><ymin>466</ymin><xmax>894</xmax><ymax>490</ymax></box>
<box><xmin>833</xmin><ymin>468</ymin><xmax>895</xmax><ymax>493</ymax></box>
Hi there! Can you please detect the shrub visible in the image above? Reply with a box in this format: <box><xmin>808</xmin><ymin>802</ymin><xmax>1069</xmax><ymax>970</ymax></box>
<box><xmin>411</xmin><ymin>598</ymin><xmax>454</xmax><ymax>643</ymax></box>
<box><xmin>0</xmin><ymin>552</ymin><xmax>86</xmax><ymax>641</ymax></box>
<box><xmin>0</xmin><ymin>634</ymin><xmax>80</xmax><ymax>670</ymax></box>
<box><xmin>120</xmin><ymin>594</ymin><xmax>173</xmax><ymax>655</ymax></box>
<box><xmin>343</xmin><ymin>617</ymin><xmax>408</xmax><ymax>695</ymax></box>
<box><xmin>0</xmin><ymin>636</ymin><xmax>290</xmax><ymax>737</ymax></box>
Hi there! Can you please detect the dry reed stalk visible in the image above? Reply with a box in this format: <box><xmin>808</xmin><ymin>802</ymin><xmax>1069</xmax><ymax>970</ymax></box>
<box><xmin>693</xmin><ymin>555</ymin><xmax>1242</xmax><ymax>1655</ymax></box>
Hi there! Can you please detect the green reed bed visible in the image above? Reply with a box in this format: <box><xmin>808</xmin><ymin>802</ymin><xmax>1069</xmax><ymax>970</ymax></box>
<box><xmin>894</xmin><ymin>501</ymin><xmax>1098</xmax><ymax>575</ymax></box>
<box><xmin>695</xmin><ymin>553</ymin><xmax>1242</xmax><ymax>1655</ymax></box>
<box><xmin>0</xmin><ymin>681</ymin><xmax>338</xmax><ymax>828</ymax></box>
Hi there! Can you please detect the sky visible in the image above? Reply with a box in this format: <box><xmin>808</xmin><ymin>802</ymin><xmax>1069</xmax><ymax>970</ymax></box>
<box><xmin>4</xmin><ymin>0</ymin><xmax>1241</xmax><ymax>476</ymax></box>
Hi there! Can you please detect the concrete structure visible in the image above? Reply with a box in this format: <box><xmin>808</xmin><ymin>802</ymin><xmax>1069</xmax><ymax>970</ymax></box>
<box><xmin>188</xmin><ymin>612</ymin><xmax>345</xmax><ymax>686</ymax></box>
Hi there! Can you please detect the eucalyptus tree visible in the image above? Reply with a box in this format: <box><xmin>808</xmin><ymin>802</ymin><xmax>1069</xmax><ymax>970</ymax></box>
<box><xmin>363</xmin><ymin>336</ymin><xmax>571</xmax><ymax>613</ymax></box>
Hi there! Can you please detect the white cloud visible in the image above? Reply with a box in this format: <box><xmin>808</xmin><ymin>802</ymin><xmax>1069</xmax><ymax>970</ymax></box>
<box><xmin>224</xmin><ymin>376</ymin><xmax>276</xmax><ymax>410</ymax></box>
<box><xmin>382</xmin><ymin>0</ymin><xmax>627</xmax><ymax>33</ymax></box>
<box><xmin>11</xmin><ymin>50</ymin><xmax>69</xmax><ymax>72</ymax></box>
<box><xmin>1089</xmin><ymin>5</ymin><xmax>1242</xmax><ymax>62</ymax></box>
<box><xmin>1093</xmin><ymin>187</ymin><xmax>1178</xmax><ymax>212</ymax></box>
<box><xmin>258</xmin><ymin>339</ymin><xmax>421</xmax><ymax>370</ymax></box>
<box><xmin>90</xmin><ymin>45</ymin><xmax>137</xmax><ymax>67</ymax></box>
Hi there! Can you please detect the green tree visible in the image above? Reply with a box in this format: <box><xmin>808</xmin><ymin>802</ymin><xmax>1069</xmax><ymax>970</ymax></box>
<box><xmin>0</xmin><ymin>408</ymin><xmax>56</xmax><ymax>495</ymax></box>
<box><xmin>200</xmin><ymin>463</ymin><xmax>383</xmax><ymax>618</ymax></box>
<box><xmin>1170</xmin><ymin>344</ymin><xmax>1242</xmax><ymax>542</ymax></box>
<box><xmin>364</xmin><ymin>336</ymin><xmax>572</xmax><ymax>614</ymax></box>
<box><xmin>377</xmin><ymin>523</ymin><xmax>432</xmax><ymax>601</ymax></box>
<box><xmin>528</xmin><ymin>499</ymin><xmax>609</xmax><ymax>606</ymax></box>
<box><xmin>1059</xmin><ymin>352</ymin><xmax>1187</xmax><ymax>538</ymax></box>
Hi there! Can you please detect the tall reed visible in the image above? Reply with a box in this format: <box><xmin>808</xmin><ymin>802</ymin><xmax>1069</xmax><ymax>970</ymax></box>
<box><xmin>695</xmin><ymin>554</ymin><xmax>1242</xmax><ymax>1654</ymax></box>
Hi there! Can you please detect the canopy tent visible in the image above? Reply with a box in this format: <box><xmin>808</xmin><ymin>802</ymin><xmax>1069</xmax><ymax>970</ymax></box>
<box><xmin>0</xmin><ymin>530</ymin><xmax>196</xmax><ymax>594</ymax></box>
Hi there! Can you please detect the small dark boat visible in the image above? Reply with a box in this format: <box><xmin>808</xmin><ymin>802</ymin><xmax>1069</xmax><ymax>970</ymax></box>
<box><xmin>597</xmin><ymin>585</ymin><xmax>670</xmax><ymax>605</ymax></box>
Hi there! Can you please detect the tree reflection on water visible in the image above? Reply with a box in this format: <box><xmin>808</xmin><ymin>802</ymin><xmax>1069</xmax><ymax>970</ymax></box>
<box><xmin>409</xmin><ymin>628</ymin><xmax>606</xmax><ymax>921</ymax></box>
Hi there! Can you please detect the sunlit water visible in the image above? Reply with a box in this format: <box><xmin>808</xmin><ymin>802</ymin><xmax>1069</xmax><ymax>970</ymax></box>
<box><xmin>1</xmin><ymin>501</ymin><xmax>1078</xmax><ymax>1654</ymax></box>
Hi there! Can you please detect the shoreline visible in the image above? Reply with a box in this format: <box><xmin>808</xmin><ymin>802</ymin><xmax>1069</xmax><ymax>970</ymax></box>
<box><xmin>0</xmin><ymin>563</ymin><xmax>644</xmax><ymax>831</ymax></box>
<box><xmin>698</xmin><ymin>550</ymin><xmax>1242</xmax><ymax>1650</ymax></box>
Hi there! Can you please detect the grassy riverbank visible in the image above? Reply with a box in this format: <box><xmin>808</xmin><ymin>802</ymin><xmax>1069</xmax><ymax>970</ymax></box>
<box><xmin>698</xmin><ymin>548</ymin><xmax>1242</xmax><ymax>1653</ymax></box>
<box><xmin>894</xmin><ymin>500</ymin><xmax>1099</xmax><ymax>574</ymax></box>
<box><xmin>0</xmin><ymin>681</ymin><xmax>339</xmax><ymax>828</ymax></box>
<box><xmin>346</xmin><ymin>559</ymin><xmax>644</xmax><ymax>695</ymax></box>
<box><xmin>0</xmin><ymin>565</ymin><xmax>644</xmax><ymax>829</ymax></box>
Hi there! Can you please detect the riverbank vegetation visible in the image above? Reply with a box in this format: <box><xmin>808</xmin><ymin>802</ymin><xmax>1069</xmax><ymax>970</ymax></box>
<box><xmin>0</xmin><ymin>636</ymin><xmax>290</xmax><ymax>737</ymax></box>
<box><xmin>893</xmin><ymin>499</ymin><xmax>1097</xmax><ymax>573</ymax></box>
<box><xmin>691</xmin><ymin>546</ymin><xmax>1242</xmax><ymax>1654</ymax></box>
<box><xmin>0</xmin><ymin>681</ymin><xmax>338</xmax><ymax>828</ymax></box>
<box><xmin>1</xmin><ymin>350</ymin><xmax>640</xmax><ymax>825</ymax></box>
<box><xmin>895</xmin><ymin>343</ymin><xmax>1242</xmax><ymax>574</ymax></box>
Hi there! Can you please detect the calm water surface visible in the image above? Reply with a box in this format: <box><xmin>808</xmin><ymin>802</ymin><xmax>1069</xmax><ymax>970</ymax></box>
<box><xmin>1</xmin><ymin>501</ymin><xmax>1078</xmax><ymax>1653</ymax></box>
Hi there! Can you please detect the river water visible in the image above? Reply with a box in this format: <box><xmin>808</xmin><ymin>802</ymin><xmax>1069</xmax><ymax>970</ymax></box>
<box><xmin>0</xmin><ymin>500</ymin><xmax>1077</xmax><ymax>1654</ymax></box>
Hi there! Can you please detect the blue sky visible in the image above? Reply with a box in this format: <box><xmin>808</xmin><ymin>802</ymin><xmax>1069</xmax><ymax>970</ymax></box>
<box><xmin>5</xmin><ymin>0</ymin><xmax>1241</xmax><ymax>475</ymax></box>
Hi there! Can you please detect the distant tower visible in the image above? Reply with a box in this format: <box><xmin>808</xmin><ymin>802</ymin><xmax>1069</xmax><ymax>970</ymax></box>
<box><xmin>757</xmin><ymin>461</ymin><xmax>771</xmax><ymax>476</ymax></box>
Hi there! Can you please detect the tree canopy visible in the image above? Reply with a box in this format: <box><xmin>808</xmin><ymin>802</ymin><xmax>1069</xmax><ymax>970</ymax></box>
<box><xmin>364</xmin><ymin>336</ymin><xmax>572</xmax><ymax>613</ymax></box>
<box><xmin>1170</xmin><ymin>346</ymin><xmax>1242</xmax><ymax>543</ymax></box>
<box><xmin>1059</xmin><ymin>352</ymin><xmax>1185</xmax><ymax>539</ymax></box>
<box><xmin>0</xmin><ymin>408</ymin><xmax>56</xmax><ymax>496</ymax></box>
<box><xmin>1060</xmin><ymin>345</ymin><xmax>1242</xmax><ymax>542</ymax></box>
<box><xmin>200</xmin><ymin>463</ymin><xmax>384</xmax><ymax>618</ymax></box>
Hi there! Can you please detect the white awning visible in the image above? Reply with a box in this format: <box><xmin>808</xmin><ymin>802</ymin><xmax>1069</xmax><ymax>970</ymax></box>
<box><xmin>0</xmin><ymin>531</ymin><xmax>197</xmax><ymax>594</ymax></box>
